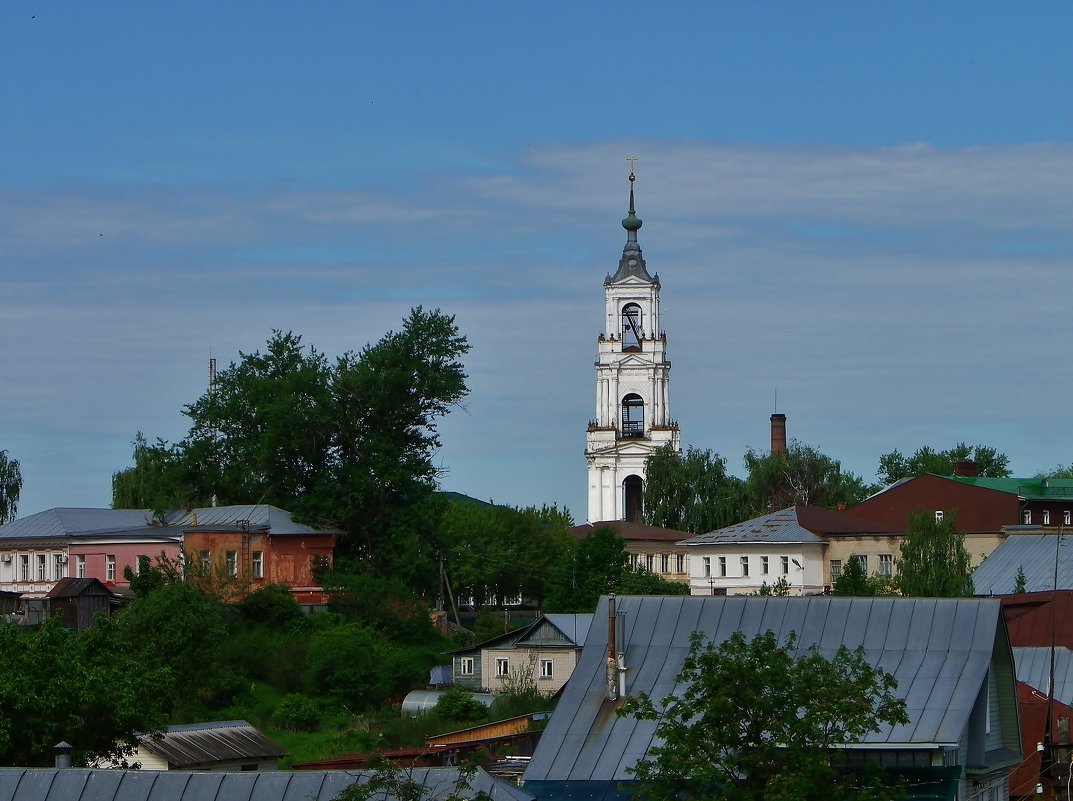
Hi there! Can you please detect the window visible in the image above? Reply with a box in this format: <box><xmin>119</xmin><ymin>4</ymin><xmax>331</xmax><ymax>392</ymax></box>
<box><xmin>199</xmin><ymin>550</ymin><xmax>211</xmax><ymax>574</ymax></box>
<box><xmin>252</xmin><ymin>551</ymin><xmax>264</xmax><ymax>579</ymax></box>
<box><xmin>54</xmin><ymin>553</ymin><xmax>65</xmax><ymax>579</ymax></box>
<box><xmin>36</xmin><ymin>554</ymin><xmax>46</xmax><ymax>581</ymax></box>
<box><xmin>676</xmin><ymin>553</ymin><xmax>685</xmax><ymax>573</ymax></box>
<box><xmin>75</xmin><ymin>555</ymin><xmax>85</xmax><ymax>578</ymax></box>
<box><xmin>761</xmin><ymin>556</ymin><xmax>769</xmax><ymax>575</ymax></box>
<box><xmin>660</xmin><ymin>553</ymin><xmax>669</xmax><ymax>573</ymax></box>
<box><xmin>1066</xmin><ymin>511</ymin><xmax>1071</xmax><ymax>526</ymax></box>
<box><xmin>702</xmin><ymin>556</ymin><xmax>711</xmax><ymax>577</ymax></box>
<box><xmin>1024</xmin><ymin>510</ymin><xmax>1032</xmax><ymax>525</ymax></box>
<box><xmin>18</xmin><ymin>554</ymin><xmax>28</xmax><ymax>581</ymax></box>
<box><xmin>718</xmin><ymin>556</ymin><xmax>727</xmax><ymax>577</ymax></box>
<box><xmin>540</xmin><ymin>659</ymin><xmax>554</xmax><ymax>679</ymax></box>
<box><xmin>621</xmin><ymin>303</ymin><xmax>643</xmax><ymax>350</ymax></box>
<box><xmin>878</xmin><ymin>554</ymin><xmax>893</xmax><ymax>577</ymax></box>
<box><xmin>740</xmin><ymin>556</ymin><xmax>749</xmax><ymax>577</ymax></box>
<box><xmin>458</xmin><ymin>657</ymin><xmax>474</xmax><ymax>676</ymax></box>
<box><xmin>136</xmin><ymin>555</ymin><xmax>150</xmax><ymax>575</ymax></box>
<box><xmin>830</xmin><ymin>559</ymin><xmax>842</xmax><ymax>579</ymax></box>
<box><xmin>934</xmin><ymin>510</ymin><xmax>944</xmax><ymax>524</ymax></box>
<box><xmin>502</xmin><ymin>592</ymin><xmax>522</xmax><ymax>606</ymax></box>
<box><xmin>851</xmin><ymin>554</ymin><xmax>868</xmax><ymax>572</ymax></box>
<box><xmin>621</xmin><ymin>393</ymin><xmax>645</xmax><ymax>437</ymax></box>
<box><xmin>644</xmin><ymin>553</ymin><xmax>654</xmax><ymax>571</ymax></box>
<box><xmin>1044</xmin><ymin>510</ymin><xmax>1052</xmax><ymax>525</ymax></box>
<box><xmin>629</xmin><ymin>553</ymin><xmax>639</xmax><ymax>569</ymax></box>
<box><xmin>781</xmin><ymin>556</ymin><xmax>789</xmax><ymax>574</ymax></box>
<box><xmin>225</xmin><ymin>551</ymin><xmax>238</xmax><ymax>577</ymax></box>
<box><xmin>106</xmin><ymin>555</ymin><xmax>116</xmax><ymax>582</ymax></box>
<box><xmin>495</xmin><ymin>658</ymin><xmax>509</xmax><ymax>678</ymax></box>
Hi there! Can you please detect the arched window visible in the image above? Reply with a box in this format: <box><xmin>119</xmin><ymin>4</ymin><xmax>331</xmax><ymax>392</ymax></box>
<box><xmin>621</xmin><ymin>394</ymin><xmax>644</xmax><ymax>437</ymax></box>
<box><xmin>623</xmin><ymin>475</ymin><xmax>643</xmax><ymax>522</ymax></box>
<box><xmin>621</xmin><ymin>304</ymin><xmax>642</xmax><ymax>350</ymax></box>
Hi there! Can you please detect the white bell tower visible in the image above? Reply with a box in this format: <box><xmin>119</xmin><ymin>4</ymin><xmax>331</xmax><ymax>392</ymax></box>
<box><xmin>585</xmin><ymin>168</ymin><xmax>680</xmax><ymax>523</ymax></box>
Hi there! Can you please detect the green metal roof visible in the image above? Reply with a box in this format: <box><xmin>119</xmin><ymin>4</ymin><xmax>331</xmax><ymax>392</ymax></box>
<box><xmin>947</xmin><ymin>476</ymin><xmax>1073</xmax><ymax>500</ymax></box>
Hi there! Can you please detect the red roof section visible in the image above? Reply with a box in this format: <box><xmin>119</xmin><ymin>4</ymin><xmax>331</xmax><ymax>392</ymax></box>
<box><xmin>793</xmin><ymin>505</ymin><xmax>901</xmax><ymax>535</ymax></box>
<box><xmin>570</xmin><ymin>520</ymin><xmax>692</xmax><ymax>542</ymax></box>
<box><xmin>851</xmin><ymin>474</ymin><xmax>1020</xmax><ymax>533</ymax></box>
<box><xmin>1001</xmin><ymin>591</ymin><xmax>1073</xmax><ymax>647</ymax></box>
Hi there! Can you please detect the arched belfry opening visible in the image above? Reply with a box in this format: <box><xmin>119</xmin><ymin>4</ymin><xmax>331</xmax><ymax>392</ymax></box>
<box><xmin>621</xmin><ymin>303</ymin><xmax>642</xmax><ymax>350</ymax></box>
<box><xmin>621</xmin><ymin>394</ymin><xmax>644</xmax><ymax>438</ymax></box>
<box><xmin>623</xmin><ymin>475</ymin><xmax>644</xmax><ymax>522</ymax></box>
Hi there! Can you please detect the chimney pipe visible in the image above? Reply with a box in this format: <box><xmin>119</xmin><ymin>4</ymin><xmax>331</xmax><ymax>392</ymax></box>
<box><xmin>54</xmin><ymin>741</ymin><xmax>73</xmax><ymax>769</ymax></box>
<box><xmin>770</xmin><ymin>414</ymin><xmax>787</xmax><ymax>455</ymax></box>
<box><xmin>954</xmin><ymin>459</ymin><xmax>978</xmax><ymax>477</ymax></box>
<box><xmin>606</xmin><ymin>595</ymin><xmax>619</xmax><ymax>701</ymax></box>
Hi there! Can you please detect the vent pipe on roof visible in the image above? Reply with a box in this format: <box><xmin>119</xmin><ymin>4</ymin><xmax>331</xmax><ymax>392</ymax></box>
<box><xmin>606</xmin><ymin>595</ymin><xmax>618</xmax><ymax>701</ymax></box>
<box><xmin>54</xmin><ymin>741</ymin><xmax>72</xmax><ymax>769</ymax></box>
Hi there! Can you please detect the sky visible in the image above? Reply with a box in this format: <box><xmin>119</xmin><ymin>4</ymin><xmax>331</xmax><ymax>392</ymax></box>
<box><xmin>3</xmin><ymin>3</ymin><xmax>1073</xmax><ymax>523</ymax></box>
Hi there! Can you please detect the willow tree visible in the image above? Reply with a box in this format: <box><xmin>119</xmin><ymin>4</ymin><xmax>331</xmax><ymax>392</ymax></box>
<box><xmin>0</xmin><ymin>449</ymin><xmax>21</xmax><ymax>524</ymax></box>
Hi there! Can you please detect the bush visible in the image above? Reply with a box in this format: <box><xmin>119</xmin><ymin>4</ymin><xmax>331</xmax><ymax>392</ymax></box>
<box><xmin>236</xmin><ymin>584</ymin><xmax>308</xmax><ymax>628</ymax></box>
<box><xmin>272</xmin><ymin>694</ymin><xmax>321</xmax><ymax>732</ymax></box>
<box><xmin>433</xmin><ymin>687</ymin><xmax>488</xmax><ymax>723</ymax></box>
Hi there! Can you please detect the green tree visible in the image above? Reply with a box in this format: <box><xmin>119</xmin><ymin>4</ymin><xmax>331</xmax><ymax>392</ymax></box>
<box><xmin>832</xmin><ymin>556</ymin><xmax>876</xmax><ymax>597</ymax></box>
<box><xmin>619</xmin><ymin>567</ymin><xmax>690</xmax><ymax>596</ymax></box>
<box><xmin>744</xmin><ymin>439</ymin><xmax>875</xmax><ymax>516</ymax></box>
<box><xmin>643</xmin><ymin>444</ymin><xmax>749</xmax><ymax>533</ymax></box>
<box><xmin>331</xmin><ymin>759</ymin><xmax>492</xmax><ymax>801</ymax></box>
<box><xmin>112</xmin><ymin>308</ymin><xmax>470</xmax><ymax>591</ymax></box>
<box><xmin>753</xmin><ymin>577</ymin><xmax>793</xmax><ymax>596</ymax></box>
<box><xmin>1014</xmin><ymin>565</ymin><xmax>1028</xmax><ymax>594</ymax></box>
<box><xmin>877</xmin><ymin>443</ymin><xmax>1010</xmax><ymax>485</ymax></box>
<box><xmin>620</xmin><ymin>630</ymin><xmax>909</xmax><ymax>801</ymax></box>
<box><xmin>544</xmin><ymin>525</ymin><xmax>628</xmax><ymax>613</ymax></box>
<box><xmin>0</xmin><ymin>449</ymin><xmax>22</xmax><ymax>524</ymax></box>
<box><xmin>1039</xmin><ymin>464</ymin><xmax>1073</xmax><ymax>480</ymax></box>
<box><xmin>896</xmin><ymin>510</ymin><xmax>974</xmax><ymax>597</ymax></box>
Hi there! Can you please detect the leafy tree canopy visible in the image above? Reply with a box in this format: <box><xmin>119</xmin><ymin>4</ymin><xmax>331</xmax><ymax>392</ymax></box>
<box><xmin>620</xmin><ymin>630</ymin><xmax>909</xmax><ymax>801</ymax></box>
<box><xmin>643</xmin><ymin>445</ymin><xmax>750</xmax><ymax>534</ymax></box>
<box><xmin>877</xmin><ymin>443</ymin><xmax>1010</xmax><ymax>485</ymax></box>
<box><xmin>830</xmin><ymin>556</ymin><xmax>898</xmax><ymax>597</ymax></box>
<box><xmin>896</xmin><ymin>510</ymin><xmax>974</xmax><ymax>597</ymax></box>
<box><xmin>111</xmin><ymin>308</ymin><xmax>469</xmax><ymax>591</ymax></box>
<box><xmin>744</xmin><ymin>439</ymin><xmax>875</xmax><ymax>516</ymax></box>
<box><xmin>0</xmin><ymin>449</ymin><xmax>22</xmax><ymax>524</ymax></box>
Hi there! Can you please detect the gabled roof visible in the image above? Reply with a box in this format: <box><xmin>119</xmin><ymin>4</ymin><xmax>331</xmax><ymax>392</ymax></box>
<box><xmin>520</xmin><ymin>614</ymin><xmax>593</xmax><ymax>648</ymax></box>
<box><xmin>971</xmin><ymin>534</ymin><xmax>1073</xmax><ymax>595</ymax></box>
<box><xmin>0</xmin><ymin>504</ymin><xmax>333</xmax><ymax>543</ymax></box>
<box><xmin>46</xmin><ymin>577</ymin><xmax>113</xmax><ymax>599</ymax></box>
<box><xmin>139</xmin><ymin>720</ymin><xmax>287</xmax><ymax>767</ymax></box>
<box><xmin>0</xmin><ymin>767</ymin><xmax>533</xmax><ymax>801</ymax></box>
<box><xmin>525</xmin><ymin>596</ymin><xmax>1007</xmax><ymax>784</ymax></box>
<box><xmin>681</xmin><ymin>505</ymin><xmax>895</xmax><ymax>546</ymax></box>
<box><xmin>571</xmin><ymin>520</ymin><xmax>692</xmax><ymax>543</ymax></box>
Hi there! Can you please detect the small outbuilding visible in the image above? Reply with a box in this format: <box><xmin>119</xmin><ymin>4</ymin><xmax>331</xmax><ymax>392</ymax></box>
<box><xmin>46</xmin><ymin>577</ymin><xmax>113</xmax><ymax>630</ymax></box>
<box><xmin>123</xmin><ymin>721</ymin><xmax>287</xmax><ymax>772</ymax></box>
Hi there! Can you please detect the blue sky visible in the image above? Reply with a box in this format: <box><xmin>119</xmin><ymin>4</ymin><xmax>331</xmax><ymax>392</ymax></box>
<box><xmin>3</xmin><ymin>3</ymin><xmax>1073</xmax><ymax>521</ymax></box>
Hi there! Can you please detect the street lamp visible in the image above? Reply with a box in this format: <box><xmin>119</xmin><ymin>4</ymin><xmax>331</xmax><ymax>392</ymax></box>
<box><xmin>792</xmin><ymin>558</ymin><xmax>804</xmax><ymax>596</ymax></box>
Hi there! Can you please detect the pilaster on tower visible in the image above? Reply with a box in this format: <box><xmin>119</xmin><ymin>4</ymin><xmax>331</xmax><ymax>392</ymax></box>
<box><xmin>585</xmin><ymin>168</ymin><xmax>681</xmax><ymax>524</ymax></box>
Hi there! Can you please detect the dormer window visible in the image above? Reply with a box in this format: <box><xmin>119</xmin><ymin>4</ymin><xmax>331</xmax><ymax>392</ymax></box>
<box><xmin>621</xmin><ymin>394</ymin><xmax>644</xmax><ymax>437</ymax></box>
<box><xmin>621</xmin><ymin>304</ymin><xmax>642</xmax><ymax>351</ymax></box>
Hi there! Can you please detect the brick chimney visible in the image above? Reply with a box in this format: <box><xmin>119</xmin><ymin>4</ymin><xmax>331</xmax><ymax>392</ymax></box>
<box><xmin>953</xmin><ymin>459</ymin><xmax>978</xmax><ymax>477</ymax></box>
<box><xmin>770</xmin><ymin>413</ymin><xmax>787</xmax><ymax>454</ymax></box>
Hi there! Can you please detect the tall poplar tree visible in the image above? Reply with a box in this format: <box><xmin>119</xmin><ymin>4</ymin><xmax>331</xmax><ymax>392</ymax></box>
<box><xmin>896</xmin><ymin>510</ymin><xmax>974</xmax><ymax>597</ymax></box>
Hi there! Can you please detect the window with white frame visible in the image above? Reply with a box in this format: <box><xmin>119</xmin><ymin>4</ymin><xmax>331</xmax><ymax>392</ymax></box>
<box><xmin>781</xmin><ymin>556</ymin><xmax>789</xmax><ymax>574</ymax></box>
<box><xmin>676</xmin><ymin>553</ymin><xmax>685</xmax><ymax>573</ymax></box>
<box><xmin>934</xmin><ymin>510</ymin><xmax>944</xmax><ymax>524</ymax></box>
<box><xmin>36</xmin><ymin>554</ymin><xmax>46</xmax><ymax>581</ymax></box>
<box><xmin>629</xmin><ymin>553</ymin><xmax>639</xmax><ymax>569</ymax></box>
<box><xmin>76</xmin><ymin>555</ymin><xmax>85</xmax><ymax>578</ymax></box>
<box><xmin>225</xmin><ymin>551</ymin><xmax>238</xmax><ymax>577</ymax></box>
<box><xmin>761</xmin><ymin>556</ymin><xmax>769</xmax><ymax>575</ymax></box>
<box><xmin>18</xmin><ymin>554</ymin><xmax>29</xmax><ymax>581</ymax></box>
<box><xmin>661</xmin><ymin>553</ymin><xmax>669</xmax><ymax>573</ymax></box>
<box><xmin>1024</xmin><ymin>510</ymin><xmax>1032</xmax><ymax>524</ymax></box>
<box><xmin>878</xmin><ymin>554</ymin><xmax>893</xmax><ymax>577</ymax></box>
<box><xmin>199</xmin><ymin>550</ymin><xmax>211</xmax><ymax>574</ymax></box>
<box><xmin>1044</xmin><ymin>510</ymin><xmax>1051</xmax><ymax>525</ymax></box>
<box><xmin>540</xmin><ymin>659</ymin><xmax>554</xmax><ymax>679</ymax></box>
<box><xmin>495</xmin><ymin>658</ymin><xmax>509</xmax><ymax>677</ymax></box>
<box><xmin>645</xmin><ymin>554</ymin><xmax>654</xmax><ymax>571</ymax></box>
<box><xmin>702</xmin><ymin>556</ymin><xmax>711</xmax><ymax>577</ymax></box>
<box><xmin>106</xmin><ymin>555</ymin><xmax>116</xmax><ymax>582</ymax></box>
<box><xmin>719</xmin><ymin>556</ymin><xmax>727</xmax><ymax>577</ymax></box>
<box><xmin>851</xmin><ymin>554</ymin><xmax>867</xmax><ymax>571</ymax></box>
<box><xmin>252</xmin><ymin>551</ymin><xmax>264</xmax><ymax>579</ymax></box>
<box><xmin>458</xmin><ymin>657</ymin><xmax>474</xmax><ymax>676</ymax></box>
<box><xmin>830</xmin><ymin>559</ymin><xmax>842</xmax><ymax>579</ymax></box>
<box><xmin>1066</xmin><ymin>510</ymin><xmax>1071</xmax><ymax>526</ymax></box>
<box><xmin>54</xmin><ymin>553</ymin><xmax>65</xmax><ymax>579</ymax></box>
<box><xmin>740</xmin><ymin>556</ymin><xmax>749</xmax><ymax>577</ymax></box>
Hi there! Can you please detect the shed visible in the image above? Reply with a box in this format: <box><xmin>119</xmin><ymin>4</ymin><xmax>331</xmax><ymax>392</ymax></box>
<box><xmin>46</xmin><ymin>577</ymin><xmax>113</xmax><ymax>630</ymax></box>
<box><xmin>124</xmin><ymin>720</ymin><xmax>287</xmax><ymax>772</ymax></box>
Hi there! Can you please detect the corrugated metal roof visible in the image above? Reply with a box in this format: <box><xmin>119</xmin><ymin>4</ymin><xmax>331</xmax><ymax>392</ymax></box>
<box><xmin>971</xmin><ymin>534</ymin><xmax>1073</xmax><ymax>595</ymax></box>
<box><xmin>949</xmin><ymin>476</ymin><xmax>1073</xmax><ymax>500</ymax></box>
<box><xmin>140</xmin><ymin>721</ymin><xmax>287</xmax><ymax>767</ymax></box>
<box><xmin>524</xmin><ymin>596</ymin><xmax>1005</xmax><ymax>784</ymax></box>
<box><xmin>0</xmin><ymin>505</ymin><xmax>332</xmax><ymax>544</ymax></box>
<box><xmin>681</xmin><ymin>508</ymin><xmax>825</xmax><ymax>545</ymax></box>
<box><xmin>0</xmin><ymin>767</ymin><xmax>533</xmax><ymax>801</ymax></box>
<box><xmin>46</xmin><ymin>578</ymin><xmax>112</xmax><ymax>599</ymax></box>
<box><xmin>1014</xmin><ymin>646</ymin><xmax>1073</xmax><ymax>705</ymax></box>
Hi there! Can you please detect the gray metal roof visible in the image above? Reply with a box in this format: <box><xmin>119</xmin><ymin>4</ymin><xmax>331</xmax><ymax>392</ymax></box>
<box><xmin>0</xmin><ymin>767</ymin><xmax>533</xmax><ymax>801</ymax></box>
<box><xmin>524</xmin><ymin>595</ymin><xmax>1006</xmax><ymax>784</ymax></box>
<box><xmin>681</xmin><ymin>507</ymin><xmax>825</xmax><ymax>546</ymax></box>
<box><xmin>1014</xmin><ymin>646</ymin><xmax>1073</xmax><ymax>705</ymax></box>
<box><xmin>139</xmin><ymin>721</ymin><xmax>287</xmax><ymax>767</ymax></box>
<box><xmin>970</xmin><ymin>534</ymin><xmax>1073</xmax><ymax>595</ymax></box>
<box><xmin>540</xmin><ymin>615</ymin><xmax>593</xmax><ymax>647</ymax></box>
<box><xmin>0</xmin><ymin>505</ymin><xmax>330</xmax><ymax>544</ymax></box>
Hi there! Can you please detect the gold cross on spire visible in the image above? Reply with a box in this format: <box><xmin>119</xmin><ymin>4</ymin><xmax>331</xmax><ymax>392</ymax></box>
<box><xmin>626</xmin><ymin>155</ymin><xmax>638</xmax><ymax>175</ymax></box>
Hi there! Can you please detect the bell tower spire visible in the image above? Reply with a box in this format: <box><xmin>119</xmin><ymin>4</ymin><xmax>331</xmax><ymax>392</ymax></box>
<box><xmin>585</xmin><ymin>163</ymin><xmax>680</xmax><ymax>523</ymax></box>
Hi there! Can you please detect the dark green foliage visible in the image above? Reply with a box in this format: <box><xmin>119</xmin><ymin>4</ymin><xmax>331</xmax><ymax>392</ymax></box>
<box><xmin>1015</xmin><ymin>565</ymin><xmax>1028</xmax><ymax>593</ymax></box>
<box><xmin>0</xmin><ymin>617</ymin><xmax>169</xmax><ymax>766</ymax></box>
<box><xmin>112</xmin><ymin>308</ymin><xmax>470</xmax><ymax>594</ymax></box>
<box><xmin>544</xmin><ymin>525</ymin><xmax>627</xmax><ymax>613</ymax></box>
<box><xmin>753</xmin><ymin>576</ymin><xmax>793</xmax><ymax>596</ymax></box>
<box><xmin>877</xmin><ymin>443</ymin><xmax>1010</xmax><ymax>485</ymax></box>
<box><xmin>643</xmin><ymin>445</ymin><xmax>750</xmax><ymax>534</ymax></box>
<box><xmin>618</xmin><ymin>567</ymin><xmax>690</xmax><ymax>596</ymax></box>
<box><xmin>469</xmin><ymin>608</ymin><xmax>513</xmax><ymax>643</ymax></box>
<box><xmin>237</xmin><ymin>583</ymin><xmax>308</xmax><ymax>627</ymax></box>
<box><xmin>896</xmin><ymin>510</ymin><xmax>974</xmax><ymax>597</ymax></box>
<box><xmin>620</xmin><ymin>630</ymin><xmax>909</xmax><ymax>801</ymax></box>
<box><xmin>0</xmin><ymin>449</ymin><xmax>22</xmax><ymax>524</ymax></box>
<box><xmin>833</xmin><ymin>557</ymin><xmax>877</xmax><ymax>597</ymax></box>
<box><xmin>324</xmin><ymin>571</ymin><xmax>438</xmax><ymax>643</ymax></box>
<box><xmin>272</xmin><ymin>693</ymin><xmax>322</xmax><ymax>732</ymax></box>
<box><xmin>433</xmin><ymin>687</ymin><xmax>488</xmax><ymax>723</ymax></box>
<box><xmin>744</xmin><ymin>439</ymin><xmax>875</xmax><ymax>515</ymax></box>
